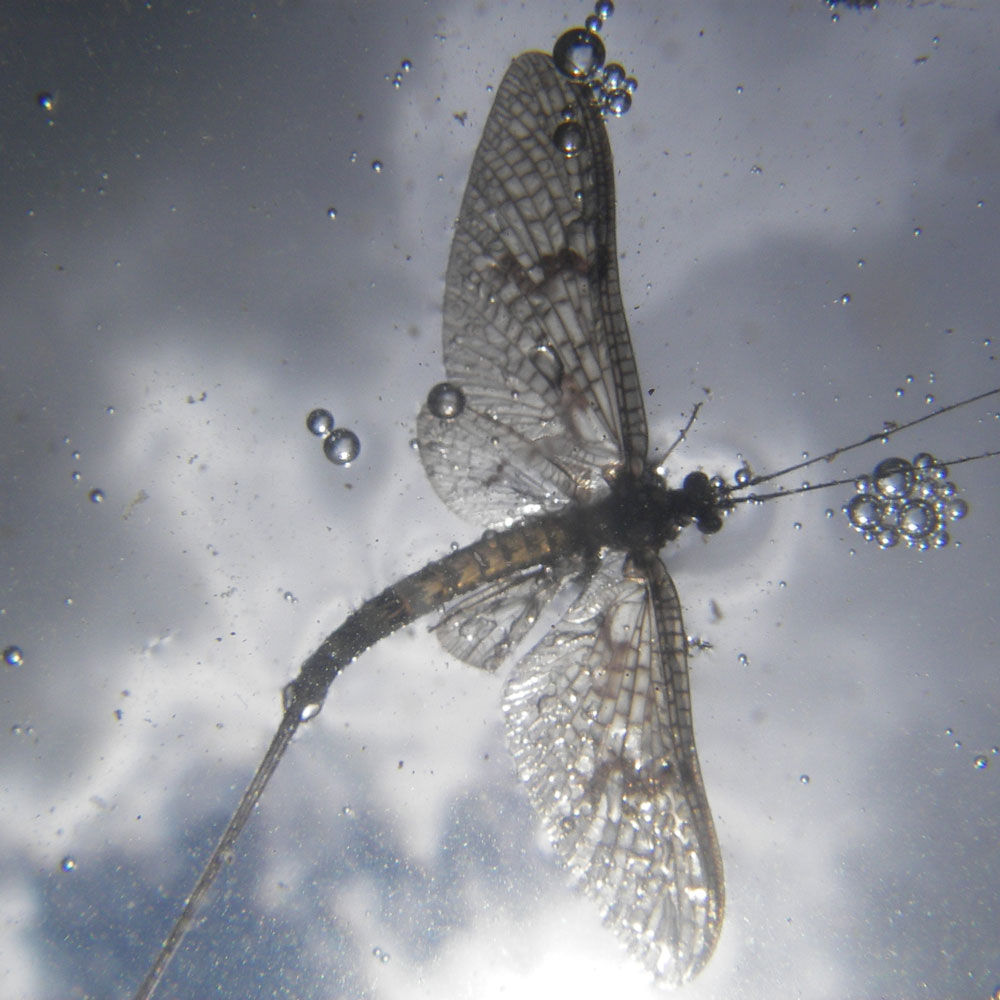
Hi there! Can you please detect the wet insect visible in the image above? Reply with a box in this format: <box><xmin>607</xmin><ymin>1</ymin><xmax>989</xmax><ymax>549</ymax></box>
<box><xmin>126</xmin><ymin>8</ymin><xmax>998</xmax><ymax>999</ymax></box>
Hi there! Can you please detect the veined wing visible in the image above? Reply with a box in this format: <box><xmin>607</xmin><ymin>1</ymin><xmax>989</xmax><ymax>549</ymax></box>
<box><xmin>418</xmin><ymin>50</ymin><xmax>648</xmax><ymax>528</ymax></box>
<box><xmin>431</xmin><ymin>556</ymin><xmax>584</xmax><ymax>672</ymax></box>
<box><xmin>502</xmin><ymin>550</ymin><xmax>723</xmax><ymax>986</ymax></box>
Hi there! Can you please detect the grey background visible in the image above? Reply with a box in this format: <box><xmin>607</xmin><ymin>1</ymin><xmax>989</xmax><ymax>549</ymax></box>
<box><xmin>2</xmin><ymin>1</ymin><xmax>997</xmax><ymax>998</ymax></box>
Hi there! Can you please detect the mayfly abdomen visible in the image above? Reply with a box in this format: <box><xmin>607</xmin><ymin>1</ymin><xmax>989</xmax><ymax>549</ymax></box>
<box><xmin>288</xmin><ymin>512</ymin><xmax>583</xmax><ymax>711</ymax></box>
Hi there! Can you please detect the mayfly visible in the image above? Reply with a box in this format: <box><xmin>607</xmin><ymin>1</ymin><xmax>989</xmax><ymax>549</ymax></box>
<box><xmin>131</xmin><ymin>9</ymin><xmax>999</xmax><ymax>998</ymax></box>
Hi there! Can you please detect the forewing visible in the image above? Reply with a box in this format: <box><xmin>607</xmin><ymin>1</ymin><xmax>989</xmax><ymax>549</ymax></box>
<box><xmin>418</xmin><ymin>50</ymin><xmax>648</xmax><ymax>528</ymax></box>
<box><xmin>502</xmin><ymin>551</ymin><xmax>723</xmax><ymax>986</ymax></box>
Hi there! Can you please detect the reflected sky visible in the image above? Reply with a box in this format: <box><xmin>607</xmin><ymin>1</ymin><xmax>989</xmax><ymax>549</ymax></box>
<box><xmin>2</xmin><ymin>1</ymin><xmax>998</xmax><ymax>998</ymax></box>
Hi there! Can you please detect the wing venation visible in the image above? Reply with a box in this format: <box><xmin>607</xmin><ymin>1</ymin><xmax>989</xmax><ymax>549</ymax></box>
<box><xmin>502</xmin><ymin>551</ymin><xmax>723</xmax><ymax>985</ymax></box>
<box><xmin>418</xmin><ymin>51</ymin><xmax>648</xmax><ymax>527</ymax></box>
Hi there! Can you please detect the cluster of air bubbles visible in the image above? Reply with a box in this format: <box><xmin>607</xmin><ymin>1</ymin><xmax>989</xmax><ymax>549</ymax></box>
<box><xmin>426</xmin><ymin>382</ymin><xmax>466</xmax><ymax>420</ymax></box>
<box><xmin>551</xmin><ymin>3</ymin><xmax>638</xmax><ymax>117</ymax></box>
<box><xmin>385</xmin><ymin>59</ymin><xmax>412</xmax><ymax>89</ymax></box>
<box><xmin>305</xmin><ymin>408</ymin><xmax>360</xmax><ymax>466</ymax></box>
<box><xmin>844</xmin><ymin>454</ymin><xmax>967</xmax><ymax>550</ymax></box>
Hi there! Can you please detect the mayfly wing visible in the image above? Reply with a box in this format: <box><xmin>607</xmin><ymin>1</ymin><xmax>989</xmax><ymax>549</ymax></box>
<box><xmin>431</xmin><ymin>556</ymin><xmax>583</xmax><ymax>671</ymax></box>
<box><xmin>417</xmin><ymin>50</ymin><xmax>648</xmax><ymax>530</ymax></box>
<box><xmin>503</xmin><ymin>551</ymin><xmax>724</xmax><ymax>986</ymax></box>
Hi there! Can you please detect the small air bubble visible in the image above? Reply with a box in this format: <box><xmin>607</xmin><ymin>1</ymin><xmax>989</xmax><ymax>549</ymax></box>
<box><xmin>326</xmin><ymin>207</ymin><xmax>337</xmax><ymax>220</ymax></box>
<box><xmin>553</xmin><ymin>120</ymin><xmax>585</xmax><ymax>158</ymax></box>
<box><xmin>306</xmin><ymin>408</ymin><xmax>334</xmax><ymax>436</ymax></box>
<box><xmin>37</xmin><ymin>92</ymin><xmax>54</xmax><ymax>111</ymax></box>
<box><xmin>89</xmin><ymin>488</ymin><xmax>105</xmax><ymax>503</ymax></box>
<box><xmin>371</xmin><ymin>161</ymin><xmax>383</xmax><ymax>174</ymax></box>
<box><xmin>105</xmin><ymin>405</ymin><xmax>115</xmax><ymax>415</ymax></box>
<box><xmin>737</xmin><ymin>652</ymin><xmax>749</xmax><ymax>667</ymax></box>
<box><xmin>427</xmin><ymin>382</ymin><xmax>466</xmax><ymax>420</ymax></box>
<box><xmin>945</xmin><ymin>497</ymin><xmax>967</xmax><ymax>521</ymax></box>
<box><xmin>60</xmin><ymin>856</ymin><xmax>76</xmax><ymax>872</ymax></box>
<box><xmin>912</xmin><ymin>227</ymin><xmax>922</xmax><ymax>237</ymax></box>
<box><xmin>323</xmin><ymin>428</ymin><xmax>361</xmax><ymax>466</ymax></box>
<box><xmin>856</xmin><ymin>259</ymin><xmax>865</xmax><ymax>268</ymax></box>
<box><xmin>973</xmin><ymin>755</ymin><xmax>988</xmax><ymax>770</ymax></box>
<box><xmin>839</xmin><ymin>292</ymin><xmax>851</xmax><ymax>305</ymax></box>
<box><xmin>799</xmin><ymin>774</ymin><xmax>810</xmax><ymax>785</ymax></box>
<box><xmin>3</xmin><ymin>646</ymin><xmax>24</xmax><ymax>668</ymax></box>
<box><xmin>283</xmin><ymin>591</ymin><xmax>297</xmax><ymax>604</ymax></box>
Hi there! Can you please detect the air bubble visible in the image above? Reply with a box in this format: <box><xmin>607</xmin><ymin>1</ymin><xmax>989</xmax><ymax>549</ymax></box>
<box><xmin>973</xmin><ymin>755</ymin><xmax>988</xmax><ymax>770</ymax></box>
<box><xmin>38</xmin><ymin>92</ymin><xmax>54</xmax><ymax>111</ymax></box>
<box><xmin>3</xmin><ymin>646</ymin><xmax>24</xmax><ymax>667</ymax></box>
<box><xmin>60</xmin><ymin>856</ymin><xmax>77</xmax><ymax>872</ymax></box>
<box><xmin>531</xmin><ymin>344</ymin><xmax>565</xmax><ymax>388</ymax></box>
<box><xmin>552</xmin><ymin>28</ymin><xmax>606</xmax><ymax>81</ymax></box>
<box><xmin>872</xmin><ymin>457</ymin><xmax>913</xmax><ymax>498</ymax></box>
<box><xmin>89</xmin><ymin>488</ymin><xmax>105</xmax><ymax>504</ymax></box>
<box><xmin>326</xmin><ymin>207</ymin><xmax>337</xmax><ymax>220</ymax></box>
<box><xmin>604</xmin><ymin>90</ymin><xmax>631</xmax><ymax>117</ymax></box>
<box><xmin>945</xmin><ymin>498</ymin><xmax>967</xmax><ymax>521</ymax></box>
<box><xmin>306</xmin><ymin>408</ymin><xmax>334</xmax><ymax>436</ymax></box>
<box><xmin>323</xmin><ymin>429</ymin><xmax>361</xmax><ymax>465</ymax></box>
<box><xmin>427</xmin><ymin>382</ymin><xmax>466</xmax><ymax>419</ymax></box>
<box><xmin>799</xmin><ymin>774</ymin><xmax>810</xmax><ymax>785</ymax></box>
<box><xmin>603</xmin><ymin>63</ymin><xmax>626</xmax><ymax>91</ymax></box>
<box><xmin>899</xmin><ymin>501</ymin><xmax>935</xmax><ymax>540</ymax></box>
<box><xmin>371</xmin><ymin>160</ymin><xmax>383</xmax><ymax>174</ymax></box>
<box><xmin>553</xmin><ymin>120</ymin><xmax>585</xmax><ymax>158</ymax></box>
